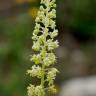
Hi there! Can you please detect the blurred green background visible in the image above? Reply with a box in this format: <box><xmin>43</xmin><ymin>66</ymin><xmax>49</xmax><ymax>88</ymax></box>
<box><xmin>0</xmin><ymin>0</ymin><xmax>96</xmax><ymax>96</ymax></box>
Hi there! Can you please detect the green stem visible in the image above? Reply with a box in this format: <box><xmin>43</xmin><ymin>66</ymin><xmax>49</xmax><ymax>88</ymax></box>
<box><xmin>41</xmin><ymin>0</ymin><xmax>49</xmax><ymax>95</ymax></box>
<box><xmin>41</xmin><ymin>63</ymin><xmax>45</xmax><ymax>96</ymax></box>
<box><xmin>41</xmin><ymin>64</ymin><xmax>45</xmax><ymax>87</ymax></box>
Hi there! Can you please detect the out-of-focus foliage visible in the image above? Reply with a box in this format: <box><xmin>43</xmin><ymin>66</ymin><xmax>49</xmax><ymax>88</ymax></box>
<box><xmin>0</xmin><ymin>14</ymin><xmax>34</xmax><ymax>96</ymax></box>
<box><xmin>57</xmin><ymin>0</ymin><xmax>96</xmax><ymax>37</ymax></box>
<box><xmin>15</xmin><ymin>0</ymin><xmax>37</xmax><ymax>4</ymax></box>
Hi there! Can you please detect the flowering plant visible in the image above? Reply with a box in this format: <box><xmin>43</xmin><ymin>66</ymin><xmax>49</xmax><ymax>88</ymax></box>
<box><xmin>27</xmin><ymin>0</ymin><xmax>59</xmax><ymax>96</ymax></box>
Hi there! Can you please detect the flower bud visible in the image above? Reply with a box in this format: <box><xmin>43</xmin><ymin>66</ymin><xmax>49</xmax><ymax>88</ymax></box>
<box><xmin>32</xmin><ymin>41</ymin><xmax>40</xmax><ymax>51</ymax></box>
<box><xmin>30</xmin><ymin>54</ymin><xmax>42</xmax><ymax>64</ymax></box>
<box><xmin>50</xmin><ymin>29</ymin><xmax>58</xmax><ymax>38</ymax></box>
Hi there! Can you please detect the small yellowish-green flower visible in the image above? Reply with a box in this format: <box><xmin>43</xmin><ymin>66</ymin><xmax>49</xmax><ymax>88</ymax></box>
<box><xmin>27</xmin><ymin>65</ymin><xmax>42</xmax><ymax>78</ymax></box>
<box><xmin>32</xmin><ymin>33</ymin><xmax>38</xmax><ymax>40</ymax></box>
<box><xmin>33</xmin><ymin>29</ymin><xmax>39</xmax><ymax>35</ymax></box>
<box><xmin>27</xmin><ymin>84</ymin><xmax>35</xmax><ymax>96</ymax></box>
<box><xmin>48</xmin><ymin>9</ymin><xmax>56</xmax><ymax>19</ymax></box>
<box><xmin>43</xmin><ymin>28</ymin><xmax>49</xmax><ymax>37</ymax></box>
<box><xmin>38</xmin><ymin>35</ymin><xmax>46</xmax><ymax>44</ymax></box>
<box><xmin>43</xmin><ymin>18</ymin><xmax>50</xmax><ymax>27</ymax></box>
<box><xmin>49</xmin><ymin>19</ymin><xmax>56</xmax><ymax>29</ymax></box>
<box><xmin>27</xmin><ymin>84</ymin><xmax>44</xmax><ymax>96</ymax></box>
<box><xmin>32</xmin><ymin>41</ymin><xmax>41</xmax><ymax>51</ymax></box>
<box><xmin>47</xmin><ymin>68</ymin><xmax>59</xmax><ymax>86</ymax></box>
<box><xmin>47</xmin><ymin>39</ymin><xmax>59</xmax><ymax>51</ymax></box>
<box><xmin>48</xmin><ymin>85</ymin><xmax>57</xmax><ymax>94</ymax></box>
<box><xmin>40</xmin><ymin>49</ymin><xmax>46</xmax><ymax>58</ymax></box>
<box><xmin>50</xmin><ymin>29</ymin><xmax>58</xmax><ymax>38</ymax></box>
<box><xmin>43</xmin><ymin>52</ymin><xmax>56</xmax><ymax>66</ymax></box>
<box><xmin>35</xmin><ymin>23</ymin><xmax>41</xmax><ymax>30</ymax></box>
<box><xmin>35</xmin><ymin>85</ymin><xmax>45</xmax><ymax>96</ymax></box>
<box><xmin>39</xmin><ymin>6</ymin><xmax>45</xmax><ymax>11</ymax></box>
<box><xmin>30</xmin><ymin>54</ymin><xmax>42</xmax><ymax>64</ymax></box>
<box><xmin>49</xmin><ymin>0</ymin><xmax>56</xmax><ymax>7</ymax></box>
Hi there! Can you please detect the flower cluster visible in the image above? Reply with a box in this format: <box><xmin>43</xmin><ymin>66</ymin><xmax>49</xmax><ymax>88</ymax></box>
<box><xmin>27</xmin><ymin>0</ymin><xmax>59</xmax><ymax>96</ymax></box>
<box><xmin>27</xmin><ymin>84</ymin><xmax>45</xmax><ymax>96</ymax></box>
<box><xmin>47</xmin><ymin>68</ymin><xmax>58</xmax><ymax>86</ymax></box>
<box><xmin>27</xmin><ymin>65</ymin><xmax>42</xmax><ymax>78</ymax></box>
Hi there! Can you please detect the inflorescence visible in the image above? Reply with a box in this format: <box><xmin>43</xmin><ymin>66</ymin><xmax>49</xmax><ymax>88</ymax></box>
<box><xmin>27</xmin><ymin>0</ymin><xmax>59</xmax><ymax>96</ymax></box>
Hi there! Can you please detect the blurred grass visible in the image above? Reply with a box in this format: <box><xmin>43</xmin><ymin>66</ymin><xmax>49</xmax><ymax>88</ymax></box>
<box><xmin>0</xmin><ymin>13</ymin><xmax>34</xmax><ymax>96</ymax></box>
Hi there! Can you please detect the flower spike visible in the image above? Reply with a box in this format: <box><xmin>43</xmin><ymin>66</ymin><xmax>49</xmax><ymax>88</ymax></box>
<box><xmin>27</xmin><ymin>0</ymin><xmax>59</xmax><ymax>96</ymax></box>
